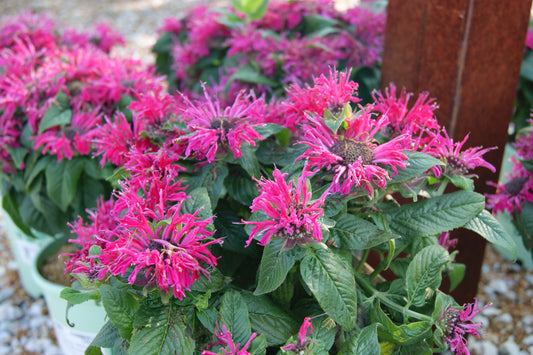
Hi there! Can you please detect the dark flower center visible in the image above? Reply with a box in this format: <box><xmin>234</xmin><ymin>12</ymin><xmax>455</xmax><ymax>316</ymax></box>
<box><xmin>147</xmin><ymin>241</ymin><xmax>165</xmax><ymax>253</ymax></box>
<box><xmin>120</xmin><ymin>79</ymin><xmax>136</xmax><ymax>88</ymax></box>
<box><xmin>504</xmin><ymin>177</ymin><xmax>528</xmax><ymax>196</ymax></box>
<box><xmin>68</xmin><ymin>80</ymin><xmax>86</xmax><ymax>96</ymax></box>
<box><xmin>62</xmin><ymin>126</ymin><xmax>81</xmax><ymax>141</ymax></box>
<box><xmin>446</xmin><ymin>155</ymin><xmax>468</xmax><ymax>174</ymax></box>
<box><xmin>211</xmin><ymin>117</ymin><xmax>234</xmax><ymax>133</ymax></box>
<box><xmin>329</xmin><ymin>139</ymin><xmax>374</xmax><ymax>165</ymax></box>
<box><xmin>443</xmin><ymin>308</ymin><xmax>460</xmax><ymax>338</ymax></box>
<box><xmin>327</xmin><ymin>102</ymin><xmax>345</xmax><ymax>116</ymax></box>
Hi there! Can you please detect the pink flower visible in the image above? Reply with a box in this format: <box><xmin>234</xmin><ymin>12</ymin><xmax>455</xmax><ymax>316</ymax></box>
<box><xmin>437</xmin><ymin>232</ymin><xmax>458</xmax><ymax>251</ymax></box>
<box><xmin>95</xmin><ymin>175</ymin><xmax>222</xmax><ymax>299</ymax></box>
<box><xmin>178</xmin><ymin>86</ymin><xmax>266</xmax><ymax>163</ymax></box>
<box><xmin>159</xmin><ymin>17</ymin><xmax>183</xmax><ymax>34</ymax></box>
<box><xmin>526</xmin><ymin>29</ymin><xmax>533</xmax><ymax>51</ymax></box>
<box><xmin>486</xmin><ymin>159</ymin><xmax>533</xmax><ymax>214</ymax></box>
<box><xmin>513</xmin><ymin>118</ymin><xmax>533</xmax><ymax>161</ymax></box>
<box><xmin>202</xmin><ymin>324</ymin><xmax>257</xmax><ymax>355</ymax></box>
<box><xmin>242</xmin><ymin>168</ymin><xmax>328</xmax><ymax>248</ymax></box>
<box><xmin>423</xmin><ymin>128</ymin><xmax>496</xmax><ymax>178</ymax></box>
<box><xmin>372</xmin><ymin>83</ymin><xmax>440</xmax><ymax>139</ymax></box>
<box><xmin>93</xmin><ymin>112</ymin><xmax>135</xmax><ymax>166</ymax></box>
<box><xmin>283</xmin><ymin>68</ymin><xmax>360</xmax><ymax>132</ymax></box>
<box><xmin>282</xmin><ymin>317</ymin><xmax>313</xmax><ymax>353</ymax></box>
<box><xmin>442</xmin><ymin>298</ymin><xmax>491</xmax><ymax>355</ymax></box>
<box><xmin>299</xmin><ymin>108</ymin><xmax>408</xmax><ymax>196</ymax></box>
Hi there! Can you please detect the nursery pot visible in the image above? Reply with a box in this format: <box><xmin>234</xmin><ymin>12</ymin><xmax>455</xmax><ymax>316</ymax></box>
<box><xmin>32</xmin><ymin>236</ymin><xmax>108</xmax><ymax>355</ymax></box>
<box><xmin>1</xmin><ymin>209</ymin><xmax>53</xmax><ymax>298</ymax></box>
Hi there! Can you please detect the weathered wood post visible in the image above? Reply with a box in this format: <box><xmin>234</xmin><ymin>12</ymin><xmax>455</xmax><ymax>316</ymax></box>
<box><xmin>380</xmin><ymin>0</ymin><xmax>532</xmax><ymax>304</ymax></box>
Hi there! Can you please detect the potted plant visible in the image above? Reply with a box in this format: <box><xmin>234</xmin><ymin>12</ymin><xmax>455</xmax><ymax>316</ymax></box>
<box><xmin>0</xmin><ymin>10</ymin><xmax>164</xmax><ymax>342</ymax></box>
<box><xmin>61</xmin><ymin>67</ymin><xmax>515</xmax><ymax>354</ymax></box>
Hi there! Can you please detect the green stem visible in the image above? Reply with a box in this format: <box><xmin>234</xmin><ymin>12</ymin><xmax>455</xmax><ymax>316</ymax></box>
<box><xmin>434</xmin><ymin>180</ymin><xmax>449</xmax><ymax>196</ymax></box>
<box><xmin>354</xmin><ymin>272</ymin><xmax>433</xmax><ymax>322</ymax></box>
<box><xmin>355</xmin><ymin>249</ymin><xmax>370</xmax><ymax>273</ymax></box>
<box><xmin>369</xmin><ymin>244</ymin><xmax>407</xmax><ymax>280</ymax></box>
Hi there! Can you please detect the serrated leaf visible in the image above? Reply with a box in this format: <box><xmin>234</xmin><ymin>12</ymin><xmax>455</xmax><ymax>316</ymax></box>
<box><xmin>238</xmin><ymin>143</ymin><xmax>261</xmax><ymax>178</ymax></box>
<box><xmin>252</xmin><ymin>123</ymin><xmax>284</xmax><ymax>139</ymax></box>
<box><xmin>254</xmin><ymin>239</ymin><xmax>305</xmax><ymax>295</ymax></box>
<box><xmin>464</xmin><ymin>209</ymin><xmax>518</xmax><ymax>260</ymax></box>
<box><xmin>60</xmin><ymin>287</ymin><xmax>100</xmax><ymax>305</ymax></box>
<box><xmin>224</xmin><ymin>64</ymin><xmax>277</xmax><ymax>94</ymax></box>
<box><xmin>224</xmin><ymin>168</ymin><xmax>258</xmax><ymax>206</ymax></box>
<box><xmin>190</xmin><ymin>268</ymin><xmax>227</xmax><ymax>293</ymax></box>
<box><xmin>371</xmin><ymin>302</ymin><xmax>432</xmax><ymax>345</ymax></box>
<box><xmin>330</xmin><ymin>214</ymin><xmax>398</xmax><ymax>249</ymax></box>
<box><xmin>388</xmin><ymin>191</ymin><xmax>485</xmax><ymax>239</ymax></box>
<box><xmin>444</xmin><ymin>173</ymin><xmax>474</xmax><ymax>191</ymax></box>
<box><xmin>389</xmin><ymin>152</ymin><xmax>444</xmax><ymax>184</ymax></box>
<box><xmin>240</xmin><ymin>292</ymin><xmax>298</xmax><ymax>346</ymax></box>
<box><xmin>184</xmin><ymin>163</ymin><xmax>228</xmax><ymax>208</ymax></box>
<box><xmin>100</xmin><ymin>285</ymin><xmax>138</xmax><ymax>339</ymax></box>
<box><xmin>130</xmin><ymin>303</ymin><xmax>195</xmax><ymax>355</ymax></box>
<box><xmin>90</xmin><ymin>321</ymin><xmax>121</xmax><ymax>348</ymax></box>
<box><xmin>339</xmin><ymin>324</ymin><xmax>380</xmax><ymax>355</ymax></box>
<box><xmin>219</xmin><ymin>290</ymin><xmax>252</xmax><ymax>346</ymax></box>
<box><xmin>448</xmin><ymin>262</ymin><xmax>466</xmax><ymax>292</ymax></box>
<box><xmin>182</xmin><ymin>187</ymin><xmax>212</xmax><ymax>220</ymax></box>
<box><xmin>406</xmin><ymin>245</ymin><xmax>449</xmax><ymax>307</ymax></box>
<box><xmin>45</xmin><ymin>158</ymin><xmax>85</xmax><ymax>212</ymax></box>
<box><xmin>39</xmin><ymin>91</ymin><xmax>72</xmax><ymax>133</ymax></box>
<box><xmin>255</xmin><ymin>141</ymin><xmax>307</xmax><ymax>166</ymax></box>
<box><xmin>300</xmin><ymin>248</ymin><xmax>357</xmax><ymax>330</ymax></box>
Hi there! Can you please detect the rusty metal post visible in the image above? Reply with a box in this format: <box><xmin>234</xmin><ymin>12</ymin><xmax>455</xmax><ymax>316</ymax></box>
<box><xmin>381</xmin><ymin>0</ymin><xmax>532</xmax><ymax>304</ymax></box>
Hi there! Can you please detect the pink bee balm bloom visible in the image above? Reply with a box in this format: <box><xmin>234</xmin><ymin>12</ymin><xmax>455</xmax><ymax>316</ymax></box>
<box><xmin>372</xmin><ymin>83</ymin><xmax>440</xmax><ymax>139</ymax></box>
<box><xmin>423</xmin><ymin>128</ymin><xmax>496</xmax><ymax>178</ymax></box>
<box><xmin>486</xmin><ymin>159</ymin><xmax>533</xmax><ymax>214</ymax></box>
<box><xmin>202</xmin><ymin>324</ymin><xmax>258</xmax><ymax>355</ymax></box>
<box><xmin>283</xmin><ymin>68</ymin><xmax>360</xmax><ymax>132</ymax></box>
<box><xmin>300</xmin><ymin>108</ymin><xmax>408</xmax><ymax>197</ymax></box>
<box><xmin>441</xmin><ymin>298</ymin><xmax>491</xmax><ymax>355</ymax></box>
<box><xmin>513</xmin><ymin>118</ymin><xmax>533</xmax><ymax>161</ymax></box>
<box><xmin>282</xmin><ymin>317</ymin><xmax>313</xmax><ymax>353</ymax></box>
<box><xmin>242</xmin><ymin>168</ymin><xmax>328</xmax><ymax>248</ymax></box>
<box><xmin>100</xmin><ymin>198</ymin><xmax>221</xmax><ymax>299</ymax></box>
<box><xmin>178</xmin><ymin>86</ymin><xmax>266</xmax><ymax>163</ymax></box>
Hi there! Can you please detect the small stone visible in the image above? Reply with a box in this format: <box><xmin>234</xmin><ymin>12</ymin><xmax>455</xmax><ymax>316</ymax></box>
<box><xmin>522</xmin><ymin>314</ymin><xmax>533</xmax><ymax>325</ymax></box>
<box><xmin>0</xmin><ymin>304</ymin><xmax>23</xmax><ymax>321</ymax></box>
<box><xmin>482</xmin><ymin>307</ymin><xmax>501</xmax><ymax>317</ymax></box>
<box><xmin>482</xmin><ymin>264</ymin><xmax>491</xmax><ymax>273</ymax></box>
<box><xmin>484</xmin><ymin>279</ymin><xmax>509</xmax><ymax>296</ymax></box>
<box><xmin>473</xmin><ymin>314</ymin><xmax>489</xmax><ymax>327</ymax></box>
<box><xmin>470</xmin><ymin>339</ymin><xmax>498</xmax><ymax>355</ymax></box>
<box><xmin>495</xmin><ymin>313</ymin><xmax>513</xmax><ymax>324</ymax></box>
<box><xmin>0</xmin><ymin>345</ymin><xmax>12</xmax><ymax>355</ymax></box>
<box><xmin>0</xmin><ymin>331</ymin><xmax>10</xmax><ymax>344</ymax></box>
<box><xmin>0</xmin><ymin>289</ymin><xmax>13</xmax><ymax>304</ymax></box>
<box><xmin>27</xmin><ymin>301</ymin><xmax>45</xmax><ymax>316</ymax></box>
<box><xmin>499</xmin><ymin>337</ymin><xmax>528</xmax><ymax>355</ymax></box>
<box><xmin>0</xmin><ymin>266</ymin><xmax>5</xmax><ymax>278</ymax></box>
<box><xmin>523</xmin><ymin>334</ymin><xmax>533</xmax><ymax>346</ymax></box>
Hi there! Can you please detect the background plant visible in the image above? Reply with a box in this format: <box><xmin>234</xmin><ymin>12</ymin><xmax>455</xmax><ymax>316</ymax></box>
<box><xmin>152</xmin><ymin>0</ymin><xmax>385</xmax><ymax>104</ymax></box>
<box><xmin>61</xmin><ymin>68</ymin><xmax>516</xmax><ymax>355</ymax></box>
<box><xmin>0</xmin><ymin>12</ymin><xmax>165</xmax><ymax>236</ymax></box>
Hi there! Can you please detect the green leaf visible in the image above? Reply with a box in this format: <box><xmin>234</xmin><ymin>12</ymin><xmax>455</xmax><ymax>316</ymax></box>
<box><xmin>339</xmin><ymin>324</ymin><xmax>380</xmax><ymax>355</ymax></box>
<box><xmin>238</xmin><ymin>143</ymin><xmax>261</xmax><ymax>178</ymax></box>
<box><xmin>371</xmin><ymin>302</ymin><xmax>432</xmax><ymax>345</ymax></box>
<box><xmin>515</xmin><ymin>202</ymin><xmax>533</xmax><ymax>251</ymax></box>
<box><xmin>90</xmin><ymin>321</ymin><xmax>121</xmax><ymax>348</ymax></box>
<box><xmin>240</xmin><ymin>292</ymin><xmax>298</xmax><ymax>346</ymax></box>
<box><xmin>444</xmin><ymin>173</ymin><xmax>474</xmax><ymax>191</ymax></box>
<box><xmin>521</xmin><ymin>51</ymin><xmax>533</xmax><ymax>81</ymax></box>
<box><xmin>224</xmin><ymin>168</ymin><xmax>258</xmax><ymax>206</ymax></box>
<box><xmin>5</xmin><ymin>147</ymin><xmax>27</xmax><ymax>169</ymax></box>
<box><xmin>184</xmin><ymin>163</ymin><xmax>228</xmax><ymax>208</ymax></box>
<box><xmin>152</xmin><ymin>31</ymin><xmax>173</xmax><ymax>54</ymax></box>
<box><xmin>447</xmin><ymin>262</ymin><xmax>465</xmax><ymax>292</ymax></box>
<box><xmin>300</xmin><ymin>247</ymin><xmax>358</xmax><ymax>330</ymax></box>
<box><xmin>389</xmin><ymin>152</ymin><xmax>444</xmax><ymax>184</ymax></box>
<box><xmin>405</xmin><ymin>245</ymin><xmax>449</xmax><ymax>307</ymax></box>
<box><xmin>45</xmin><ymin>158</ymin><xmax>85</xmax><ymax>212</ymax></box>
<box><xmin>323</xmin><ymin>109</ymin><xmax>346</xmax><ymax>134</ymax></box>
<box><xmin>60</xmin><ymin>287</ymin><xmax>100</xmax><ymax>305</ymax></box>
<box><xmin>464</xmin><ymin>209</ymin><xmax>518</xmax><ymax>259</ymax></box>
<box><xmin>224</xmin><ymin>64</ymin><xmax>278</xmax><ymax>94</ymax></box>
<box><xmin>84</xmin><ymin>346</ymin><xmax>103</xmax><ymax>355</ymax></box>
<box><xmin>255</xmin><ymin>141</ymin><xmax>307</xmax><ymax>166</ymax></box>
<box><xmin>1</xmin><ymin>190</ymin><xmax>33</xmax><ymax>236</ymax></box>
<box><xmin>38</xmin><ymin>91</ymin><xmax>73</xmax><ymax>133</ymax></box>
<box><xmin>130</xmin><ymin>303</ymin><xmax>195</xmax><ymax>355</ymax></box>
<box><xmin>214</xmin><ymin>202</ymin><xmax>258</xmax><ymax>256</ymax></box>
<box><xmin>252</xmin><ymin>123</ymin><xmax>284</xmax><ymax>139</ymax></box>
<box><xmin>388</xmin><ymin>191</ymin><xmax>485</xmax><ymax>239</ymax></box>
<box><xmin>182</xmin><ymin>187</ymin><xmax>212</xmax><ymax>220</ymax></box>
<box><xmin>190</xmin><ymin>268</ymin><xmax>227</xmax><ymax>293</ymax></box>
<box><xmin>254</xmin><ymin>239</ymin><xmax>305</xmax><ymax>295</ymax></box>
<box><xmin>219</xmin><ymin>291</ymin><xmax>252</xmax><ymax>346</ymax></box>
<box><xmin>330</xmin><ymin>214</ymin><xmax>398</xmax><ymax>249</ymax></box>
<box><xmin>231</xmin><ymin>0</ymin><xmax>269</xmax><ymax>20</ymax></box>
<box><xmin>100</xmin><ymin>285</ymin><xmax>139</xmax><ymax>339</ymax></box>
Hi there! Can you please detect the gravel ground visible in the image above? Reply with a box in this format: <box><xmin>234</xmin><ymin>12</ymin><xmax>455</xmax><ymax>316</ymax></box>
<box><xmin>1</xmin><ymin>1</ymin><xmax>533</xmax><ymax>354</ymax></box>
